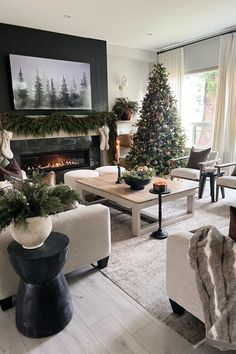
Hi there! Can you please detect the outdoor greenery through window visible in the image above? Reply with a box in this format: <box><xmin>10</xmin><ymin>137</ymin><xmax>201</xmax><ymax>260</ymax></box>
<box><xmin>181</xmin><ymin>69</ymin><xmax>218</xmax><ymax>147</ymax></box>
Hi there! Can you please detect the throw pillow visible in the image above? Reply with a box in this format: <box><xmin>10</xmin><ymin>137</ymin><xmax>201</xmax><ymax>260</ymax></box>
<box><xmin>0</xmin><ymin>157</ymin><xmax>23</xmax><ymax>181</ymax></box>
<box><xmin>187</xmin><ymin>147</ymin><xmax>211</xmax><ymax>170</ymax></box>
<box><xmin>231</xmin><ymin>166</ymin><xmax>236</xmax><ymax>176</ymax></box>
<box><xmin>229</xmin><ymin>206</ymin><xmax>236</xmax><ymax>241</ymax></box>
<box><xmin>63</xmin><ymin>201</ymin><xmax>80</xmax><ymax>211</ymax></box>
<box><xmin>41</xmin><ymin>171</ymin><xmax>56</xmax><ymax>186</ymax></box>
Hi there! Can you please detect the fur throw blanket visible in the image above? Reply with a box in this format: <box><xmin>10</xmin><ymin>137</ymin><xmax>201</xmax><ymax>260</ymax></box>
<box><xmin>189</xmin><ymin>225</ymin><xmax>236</xmax><ymax>351</ymax></box>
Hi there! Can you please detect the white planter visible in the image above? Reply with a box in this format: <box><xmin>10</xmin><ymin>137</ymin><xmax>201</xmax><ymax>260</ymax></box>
<box><xmin>10</xmin><ymin>216</ymin><xmax>52</xmax><ymax>249</ymax></box>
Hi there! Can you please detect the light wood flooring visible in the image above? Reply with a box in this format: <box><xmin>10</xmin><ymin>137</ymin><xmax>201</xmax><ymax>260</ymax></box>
<box><xmin>0</xmin><ymin>266</ymin><xmax>235</xmax><ymax>354</ymax></box>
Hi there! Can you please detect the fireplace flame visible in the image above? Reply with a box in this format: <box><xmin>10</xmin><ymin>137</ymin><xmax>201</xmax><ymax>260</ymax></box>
<box><xmin>27</xmin><ymin>157</ymin><xmax>80</xmax><ymax>171</ymax></box>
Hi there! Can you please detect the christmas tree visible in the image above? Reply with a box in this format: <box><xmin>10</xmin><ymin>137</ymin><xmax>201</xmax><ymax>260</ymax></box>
<box><xmin>126</xmin><ymin>63</ymin><xmax>186</xmax><ymax>175</ymax></box>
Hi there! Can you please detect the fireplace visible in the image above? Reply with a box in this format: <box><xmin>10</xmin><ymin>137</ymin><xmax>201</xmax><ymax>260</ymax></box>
<box><xmin>20</xmin><ymin>149</ymin><xmax>90</xmax><ymax>172</ymax></box>
<box><xmin>11</xmin><ymin>136</ymin><xmax>100</xmax><ymax>183</ymax></box>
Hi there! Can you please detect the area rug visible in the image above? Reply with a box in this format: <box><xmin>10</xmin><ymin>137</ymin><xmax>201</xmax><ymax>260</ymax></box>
<box><xmin>101</xmin><ymin>193</ymin><xmax>236</xmax><ymax>344</ymax></box>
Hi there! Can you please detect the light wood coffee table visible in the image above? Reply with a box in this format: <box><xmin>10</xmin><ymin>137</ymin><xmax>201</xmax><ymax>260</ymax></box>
<box><xmin>76</xmin><ymin>174</ymin><xmax>198</xmax><ymax>237</ymax></box>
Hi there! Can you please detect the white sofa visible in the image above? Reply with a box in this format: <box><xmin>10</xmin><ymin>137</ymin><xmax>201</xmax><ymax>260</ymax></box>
<box><xmin>166</xmin><ymin>231</ymin><xmax>204</xmax><ymax>322</ymax></box>
<box><xmin>166</xmin><ymin>226</ymin><xmax>228</xmax><ymax>322</ymax></box>
<box><xmin>0</xmin><ymin>203</ymin><xmax>111</xmax><ymax>311</ymax></box>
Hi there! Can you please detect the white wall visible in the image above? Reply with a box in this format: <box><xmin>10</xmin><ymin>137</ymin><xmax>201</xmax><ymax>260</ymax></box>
<box><xmin>107</xmin><ymin>44</ymin><xmax>156</xmax><ymax>112</ymax></box>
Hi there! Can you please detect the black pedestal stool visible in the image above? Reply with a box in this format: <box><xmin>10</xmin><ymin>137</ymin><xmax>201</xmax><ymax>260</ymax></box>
<box><xmin>8</xmin><ymin>232</ymin><xmax>73</xmax><ymax>338</ymax></box>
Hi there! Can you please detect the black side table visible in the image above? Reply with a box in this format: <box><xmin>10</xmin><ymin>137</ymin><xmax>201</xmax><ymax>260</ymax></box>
<box><xmin>149</xmin><ymin>188</ymin><xmax>171</xmax><ymax>239</ymax></box>
<box><xmin>7</xmin><ymin>232</ymin><xmax>73</xmax><ymax>338</ymax></box>
<box><xmin>199</xmin><ymin>170</ymin><xmax>225</xmax><ymax>202</ymax></box>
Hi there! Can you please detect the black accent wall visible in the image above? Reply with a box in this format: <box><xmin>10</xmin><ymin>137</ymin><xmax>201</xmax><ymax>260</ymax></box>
<box><xmin>0</xmin><ymin>23</ymin><xmax>108</xmax><ymax>114</ymax></box>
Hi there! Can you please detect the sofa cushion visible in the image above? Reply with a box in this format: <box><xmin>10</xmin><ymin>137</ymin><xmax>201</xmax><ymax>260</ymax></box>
<box><xmin>217</xmin><ymin>176</ymin><xmax>236</xmax><ymax>189</ymax></box>
<box><xmin>187</xmin><ymin>147</ymin><xmax>211</xmax><ymax>170</ymax></box>
<box><xmin>229</xmin><ymin>206</ymin><xmax>236</xmax><ymax>241</ymax></box>
<box><xmin>171</xmin><ymin>167</ymin><xmax>200</xmax><ymax>180</ymax></box>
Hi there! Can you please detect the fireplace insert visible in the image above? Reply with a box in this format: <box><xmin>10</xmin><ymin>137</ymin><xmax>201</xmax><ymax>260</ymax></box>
<box><xmin>11</xmin><ymin>136</ymin><xmax>100</xmax><ymax>183</ymax></box>
<box><xmin>20</xmin><ymin>149</ymin><xmax>90</xmax><ymax>173</ymax></box>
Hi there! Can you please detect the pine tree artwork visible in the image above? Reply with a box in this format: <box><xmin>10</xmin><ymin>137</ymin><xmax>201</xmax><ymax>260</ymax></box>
<box><xmin>50</xmin><ymin>79</ymin><xmax>57</xmax><ymax>108</ymax></box>
<box><xmin>15</xmin><ymin>68</ymin><xmax>29</xmax><ymax>108</ymax></box>
<box><xmin>9</xmin><ymin>54</ymin><xmax>92</xmax><ymax>110</ymax></box>
<box><xmin>34</xmin><ymin>70</ymin><xmax>44</xmax><ymax>108</ymax></box>
<box><xmin>59</xmin><ymin>76</ymin><xmax>70</xmax><ymax>107</ymax></box>
<box><xmin>126</xmin><ymin>63</ymin><xmax>186</xmax><ymax>176</ymax></box>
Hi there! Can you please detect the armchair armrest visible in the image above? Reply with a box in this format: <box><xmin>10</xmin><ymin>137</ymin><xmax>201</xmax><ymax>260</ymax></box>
<box><xmin>215</xmin><ymin>162</ymin><xmax>236</xmax><ymax>169</ymax></box>
<box><xmin>215</xmin><ymin>161</ymin><xmax>236</xmax><ymax>175</ymax></box>
<box><xmin>198</xmin><ymin>158</ymin><xmax>220</xmax><ymax>166</ymax></box>
<box><xmin>169</xmin><ymin>156</ymin><xmax>189</xmax><ymax>169</ymax></box>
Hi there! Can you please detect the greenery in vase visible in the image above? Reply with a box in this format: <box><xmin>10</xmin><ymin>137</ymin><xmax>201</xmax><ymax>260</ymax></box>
<box><xmin>112</xmin><ymin>98</ymin><xmax>139</xmax><ymax>119</ymax></box>
<box><xmin>0</xmin><ymin>176</ymin><xmax>82</xmax><ymax>231</ymax></box>
<box><xmin>126</xmin><ymin>63</ymin><xmax>186</xmax><ymax>175</ymax></box>
<box><xmin>121</xmin><ymin>166</ymin><xmax>155</xmax><ymax>181</ymax></box>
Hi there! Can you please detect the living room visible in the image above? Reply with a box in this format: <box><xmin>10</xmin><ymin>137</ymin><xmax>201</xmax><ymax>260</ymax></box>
<box><xmin>0</xmin><ymin>1</ymin><xmax>236</xmax><ymax>353</ymax></box>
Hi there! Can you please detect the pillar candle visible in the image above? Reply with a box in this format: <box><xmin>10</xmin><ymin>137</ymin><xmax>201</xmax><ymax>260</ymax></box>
<box><xmin>116</xmin><ymin>139</ymin><xmax>120</xmax><ymax>163</ymax></box>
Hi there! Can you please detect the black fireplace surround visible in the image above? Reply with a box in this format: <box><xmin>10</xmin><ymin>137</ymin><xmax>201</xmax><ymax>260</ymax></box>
<box><xmin>11</xmin><ymin>136</ymin><xmax>100</xmax><ymax>183</ymax></box>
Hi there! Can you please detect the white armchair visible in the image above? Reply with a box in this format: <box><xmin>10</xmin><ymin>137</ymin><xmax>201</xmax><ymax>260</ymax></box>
<box><xmin>215</xmin><ymin>162</ymin><xmax>236</xmax><ymax>201</ymax></box>
<box><xmin>170</xmin><ymin>150</ymin><xmax>219</xmax><ymax>197</ymax></box>
<box><xmin>166</xmin><ymin>224</ymin><xmax>229</xmax><ymax>321</ymax></box>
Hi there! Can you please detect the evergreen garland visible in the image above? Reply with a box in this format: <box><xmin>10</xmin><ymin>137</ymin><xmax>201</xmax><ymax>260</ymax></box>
<box><xmin>126</xmin><ymin>63</ymin><xmax>186</xmax><ymax>175</ymax></box>
<box><xmin>0</xmin><ymin>111</ymin><xmax>117</xmax><ymax>137</ymax></box>
<box><xmin>0</xmin><ymin>111</ymin><xmax>118</xmax><ymax>161</ymax></box>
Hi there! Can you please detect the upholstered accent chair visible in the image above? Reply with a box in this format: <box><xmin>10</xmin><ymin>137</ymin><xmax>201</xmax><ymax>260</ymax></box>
<box><xmin>215</xmin><ymin>162</ymin><xmax>236</xmax><ymax>201</ymax></box>
<box><xmin>170</xmin><ymin>149</ymin><xmax>219</xmax><ymax>197</ymax></box>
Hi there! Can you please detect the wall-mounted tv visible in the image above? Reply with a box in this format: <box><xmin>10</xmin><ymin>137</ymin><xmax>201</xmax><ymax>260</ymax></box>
<box><xmin>9</xmin><ymin>54</ymin><xmax>92</xmax><ymax>110</ymax></box>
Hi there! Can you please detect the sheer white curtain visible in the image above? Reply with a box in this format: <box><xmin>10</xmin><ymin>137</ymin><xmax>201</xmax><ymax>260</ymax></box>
<box><xmin>213</xmin><ymin>33</ymin><xmax>236</xmax><ymax>162</ymax></box>
<box><xmin>157</xmin><ymin>48</ymin><xmax>184</xmax><ymax>114</ymax></box>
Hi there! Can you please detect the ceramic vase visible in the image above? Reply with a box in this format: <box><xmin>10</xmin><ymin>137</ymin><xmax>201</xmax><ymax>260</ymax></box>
<box><xmin>10</xmin><ymin>216</ymin><xmax>52</xmax><ymax>249</ymax></box>
<box><xmin>124</xmin><ymin>176</ymin><xmax>151</xmax><ymax>190</ymax></box>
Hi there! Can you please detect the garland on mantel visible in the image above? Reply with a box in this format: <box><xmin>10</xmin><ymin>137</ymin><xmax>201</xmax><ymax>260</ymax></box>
<box><xmin>0</xmin><ymin>111</ymin><xmax>117</xmax><ymax>137</ymax></box>
<box><xmin>0</xmin><ymin>111</ymin><xmax>118</xmax><ymax>162</ymax></box>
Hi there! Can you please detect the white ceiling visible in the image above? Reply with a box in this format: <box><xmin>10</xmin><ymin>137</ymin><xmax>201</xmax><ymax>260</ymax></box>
<box><xmin>1</xmin><ymin>0</ymin><xmax>236</xmax><ymax>51</ymax></box>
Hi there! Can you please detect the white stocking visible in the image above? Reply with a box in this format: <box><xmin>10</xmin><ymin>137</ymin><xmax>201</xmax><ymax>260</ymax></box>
<box><xmin>103</xmin><ymin>125</ymin><xmax>110</xmax><ymax>150</ymax></box>
<box><xmin>98</xmin><ymin>127</ymin><xmax>106</xmax><ymax>150</ymax></box>
<box><xmin>1</xmin><ymin>130</ymin><xmax>13</xmax><ymax>160</ymax></box>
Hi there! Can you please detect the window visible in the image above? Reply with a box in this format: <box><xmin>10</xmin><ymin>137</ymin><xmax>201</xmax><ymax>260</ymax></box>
<box><xmin>181</xmin><ymin>69</ymin><xmax>218</xmax><ymax>147</ymax></box>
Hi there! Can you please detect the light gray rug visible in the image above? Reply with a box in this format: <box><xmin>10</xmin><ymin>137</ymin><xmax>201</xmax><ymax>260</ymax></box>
<box><xmin>101</xmin><ymin>191</ymin><xmax>236</xmax><ymax>344</ymax></box>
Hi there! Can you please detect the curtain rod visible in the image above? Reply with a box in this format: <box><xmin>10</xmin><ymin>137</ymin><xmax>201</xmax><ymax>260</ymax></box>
<box><xmin>156</xmin><ymin>28</ymin><xmax>236</xmax><ymax>55</ymax></box>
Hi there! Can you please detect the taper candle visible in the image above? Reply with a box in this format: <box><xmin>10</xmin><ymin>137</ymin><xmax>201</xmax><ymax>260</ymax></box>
<box><xmin>116</xmin><ymin>138</ymin><xmax>120</xmax><ymax>163</ymax></box>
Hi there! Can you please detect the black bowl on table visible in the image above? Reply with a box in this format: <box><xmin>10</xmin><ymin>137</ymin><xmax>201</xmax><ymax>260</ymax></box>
<box><xmin>124</xmin><ymin>176</ymin><xmax>151</xmax><ymax>190</ymax></box>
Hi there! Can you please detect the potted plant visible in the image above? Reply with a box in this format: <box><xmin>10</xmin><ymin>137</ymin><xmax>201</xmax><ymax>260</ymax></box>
<box><xmin>112</xmin><ymin>97</ymin><xmax>139</xmax><ymax>120</ymax></box>
<box><xmin>121</xmin><ymin>166</ymin><xmax>155</xmax><ymax>190</ymax></box>
<box><xmin>0</xmin><ymin>176</ymin><xmax>81</xmax><ymax>249</ymax></box>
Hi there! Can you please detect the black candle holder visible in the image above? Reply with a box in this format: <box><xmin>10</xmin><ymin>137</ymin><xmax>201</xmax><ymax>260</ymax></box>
<box><xmin>149</xmin><ymin>188</ymin><xmax>171</xmax><ymax>239</ymax></box>
<box><xmin>116</xmin><ymin>163</ymin><xmax>122</xmax><ymax>184</ymax></box>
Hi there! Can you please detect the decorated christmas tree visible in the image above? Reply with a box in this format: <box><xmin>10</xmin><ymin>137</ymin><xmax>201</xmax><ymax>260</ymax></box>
<box><xmin>126</xmin><ymin>63</ymin><xmax>186</xmax><ymax>175</ymax></box>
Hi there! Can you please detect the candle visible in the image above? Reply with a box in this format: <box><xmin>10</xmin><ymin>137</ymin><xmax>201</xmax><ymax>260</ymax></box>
<box><xmin>116</xmin><ymin>138</ymin><xmax>120</xmax><ymax>163</ymax></box>
<box><xmin>153</xmin><ymin>178</ymin><xmax>167</xmax><ymax>192</ymax></box>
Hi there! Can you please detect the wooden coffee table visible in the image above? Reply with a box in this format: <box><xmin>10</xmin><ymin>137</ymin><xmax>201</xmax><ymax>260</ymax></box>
<box><xmin>76</xmin><ymin>174</ymin><xmax>198</xmax><ymax>237</ymax></box>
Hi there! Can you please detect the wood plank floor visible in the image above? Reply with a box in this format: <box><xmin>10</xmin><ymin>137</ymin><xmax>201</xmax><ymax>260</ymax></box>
<box><xmin>0</xmin><ymin>266</ymin><xmax>235</xmax><ymax>354</ymax></box>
